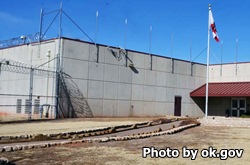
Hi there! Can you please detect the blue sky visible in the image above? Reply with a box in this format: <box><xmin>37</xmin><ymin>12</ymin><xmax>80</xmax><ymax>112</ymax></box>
<box><xmin>1</xmin><ymin>0</ymin><xmax>250</xmax><ymax>64</ymax></box>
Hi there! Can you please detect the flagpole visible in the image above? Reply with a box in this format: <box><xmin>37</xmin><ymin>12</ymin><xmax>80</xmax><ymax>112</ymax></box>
<box><xmin>205</xmin><ymin>4</ymin><xmax>211</xmax><ymax>118</ymax></box>
<box><xmin>220</xmin><ymin>40</ymin><xmax>223</xmax><ymax>76</ymax></box>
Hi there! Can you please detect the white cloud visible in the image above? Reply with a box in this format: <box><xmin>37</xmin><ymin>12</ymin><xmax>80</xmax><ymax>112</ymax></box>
<box><xmin>0</xmin><ymin>11</ymin><xmax>30</xmax><ymax>24</ymax></box>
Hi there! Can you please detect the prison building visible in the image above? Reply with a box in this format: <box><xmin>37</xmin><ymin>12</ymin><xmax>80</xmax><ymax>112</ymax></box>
<box><xmin>0</xmin><ymin>37</ymin><xmax>250</xmax><ymax>118</ymax></box>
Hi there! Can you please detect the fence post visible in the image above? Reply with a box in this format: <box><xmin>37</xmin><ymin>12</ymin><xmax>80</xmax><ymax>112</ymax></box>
<box><xmin>29</xmin><ymin>68</ymin><xmax>34</xmax><ymax>120</ymax></box>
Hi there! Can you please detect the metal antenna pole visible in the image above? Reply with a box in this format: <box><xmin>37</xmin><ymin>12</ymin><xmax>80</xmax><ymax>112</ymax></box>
<box><xmin>124</xmin><ymin>19</ymin><xmax>128</xmax><ymax>49</ymax></box>
<box><xmin>59</xmin><ymin>2</ymin><xmax>63</xmax><ymax>68</ymax></box>
<box><xmin>171</xmin><ymin>32</ymin><xmax>174</xmax><ymax>73</ymax></box>
<box><xmin>235</xmin><ymin>38</ymin><xmax>238</xmax><ymax>76</ymax></box>
<box><xmin>38</xmin><ymin>9</ymin><xmax>43</xmax><ymax>59</ymax></box>
<box><xmin>95</xmin><ymin>11</ymin><xmax>98</xmax><ymax>44</ymax></box>
<box><xmin>190</xmin><ymin>38</ymin><xmax>192</xmax><ymax>62</ymax></box>
<box><xmin>55</xmin><ymin>2</ymin><xmax>63</xmax><ymax>119</ymax></box>
<box><xmin>190</xmin><ymin>38</ymin><xmax>193</xmax><ymax>76</ymax></box>
<box><xmin>95</xmin><ymin>11</ymin><xmax>99</xmax><ymax>63</ymax></box>
<box><xmin>149</xmin><ymin>26</ymin><xmax>152</xmax><ymax>70</ymax></box>
<box><xmin>39</xmin><ymin>9</ymin><xmax>43</xmax><ymax>42</ymax></box>
<box><xmin>171</xmin><ymin>32</ymin><xmax>174</xmax><ymax>59</ymax></box>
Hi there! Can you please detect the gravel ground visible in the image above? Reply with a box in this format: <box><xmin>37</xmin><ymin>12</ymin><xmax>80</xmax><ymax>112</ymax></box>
<box><xmin>198</xmin><ymin>116</ymin><xmax>250</xmax><ymax>127</ymax></box>
<box><xmin>1</xmin><ymin>116</ymin><xmax>249</xmax><ymax>137</ymax></box>
<box><xmin>0</xmin><ymin>117</ymin><xmax>159</xmax><ymax>136</ymax></box>
<box><xmin>1</xmin><ymin>125</ymin><xmax>249</xmax><ymax>165</ymax></box>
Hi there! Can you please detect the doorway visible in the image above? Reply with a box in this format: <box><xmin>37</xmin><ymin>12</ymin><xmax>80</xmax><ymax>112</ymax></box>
<box><xmin>231</xmin><ymin>98</ymin><xmax>246</xmax><ymax>117</ymax></box>
<box><xmin>174</xmin><ymin>96</ymin><xmax>182</xmax><ymax>116</ymax></box>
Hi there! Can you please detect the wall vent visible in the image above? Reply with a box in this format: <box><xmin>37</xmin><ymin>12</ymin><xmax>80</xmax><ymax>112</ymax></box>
<box><xmin>16</xmin><ymin>99</ymin><xmax>22</xmax><ymax>113</ymax></box>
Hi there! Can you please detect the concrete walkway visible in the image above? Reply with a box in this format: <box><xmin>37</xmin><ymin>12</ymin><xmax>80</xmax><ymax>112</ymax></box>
<box><xmin>198</xmin><ymin>116</ymin><xmax>250</xmax><ymax>127</ymax></box>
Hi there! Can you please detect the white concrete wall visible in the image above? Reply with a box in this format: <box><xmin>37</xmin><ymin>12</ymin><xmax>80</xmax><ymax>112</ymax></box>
<box><xmin>0</xmin><ymin>38</ymin><xmax>208</xmax><ymax>118</ymax></box>
<box><xmin>0</xmin><ymin>40</ymin><xmax>58</xmax><ymax>117</ymax></box>
<box><xmin>62</xmin><ymin>38</ymin><xmax>206</xmax><ymax>117</ymax></box>
<box><xmin>203</xmin><ymin>63</ymin><xmax>250</xmax><ymax>116</ymax></box>
<box><xmin>210</xmin><ymin>63</ymin><xmax>250</xmax><ymax>82</ymax></box>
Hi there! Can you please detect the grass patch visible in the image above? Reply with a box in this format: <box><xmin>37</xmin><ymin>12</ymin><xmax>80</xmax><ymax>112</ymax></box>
<box><xmin>241</xmin><ymin>114</ymin><xmax>250</xmax><ymax>118</ymax></box>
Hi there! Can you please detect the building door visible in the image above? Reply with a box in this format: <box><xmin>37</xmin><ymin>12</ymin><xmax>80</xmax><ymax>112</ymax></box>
<box><xmin>231</xmin><ymin>98</ymin><xmax>246</xmax><ymax>117</ymax></box>
<box><xmin>174</xmin><ymin>96</ymin><xmax>182</xmax><ymax>116</ymax></box>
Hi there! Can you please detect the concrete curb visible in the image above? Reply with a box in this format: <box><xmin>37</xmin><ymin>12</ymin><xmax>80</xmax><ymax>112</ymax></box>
<box><xmin>0</xmin><ymin>121</ymin><xmax>149</xmax><ymax>142</ymax></box>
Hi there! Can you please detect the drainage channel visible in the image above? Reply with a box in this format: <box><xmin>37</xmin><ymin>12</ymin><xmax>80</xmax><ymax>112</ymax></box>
<box><xmin>82</xmin><ymin>120</ymin><xmax>182</xmax><ymax>139</ymax></box>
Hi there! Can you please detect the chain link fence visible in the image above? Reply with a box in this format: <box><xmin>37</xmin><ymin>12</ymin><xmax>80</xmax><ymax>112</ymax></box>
<box><xmin>0</xmin><ymin>57</ymin><xmax>93</xmax><ymax>122</ymax></box>
<box><xmin>0</xmin><ymin>58</ymin><xmax>56</xmax><ymax>122</ymax></box>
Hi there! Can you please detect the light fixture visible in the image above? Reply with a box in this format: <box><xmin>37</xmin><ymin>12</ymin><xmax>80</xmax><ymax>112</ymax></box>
<box><xmin>20</xmin><ymin>35</ymin><xmax>31</xmax><ymax>45</ymax></box>
<box><xmin>20</xmin><ymin>35</ymin><xmax>26</xmax><ymax>40</ymax></box>
<box><xmin>129</xmin><ymin>63</ymin><xmax>134</xmax><ymax>67</ymax></box>
<box><xmin>46</xmin><ymin>50</ymin><xmax>51</xmax><ymax>57</ymax></box>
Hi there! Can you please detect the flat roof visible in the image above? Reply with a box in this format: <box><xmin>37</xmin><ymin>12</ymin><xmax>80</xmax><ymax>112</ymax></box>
<box><xmin>61</xmin><ymin>37</ymin><xmax>206</xmax><ymax>66</ymax></box>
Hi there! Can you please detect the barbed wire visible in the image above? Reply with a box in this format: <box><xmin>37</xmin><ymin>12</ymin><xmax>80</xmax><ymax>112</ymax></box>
<box><xmin>59</xmin><ymin>72</ymin><xmax>93</xmax><ymax>117</ymax></box>
<box><xmin>0</xmin><ymin>58</ymin><xmax>56</xmax><ymax>77</ymax></box>
<box><xmin>0</xmin><ymin>33</ymin><xmax>45</xmax><ymax>49</ymax></box>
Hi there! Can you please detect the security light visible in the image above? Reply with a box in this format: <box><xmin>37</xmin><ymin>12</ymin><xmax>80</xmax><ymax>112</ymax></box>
<box><xmin>20</xmin><ymin>35</ymin><xmax>26</xmax><ymax>40</ymax></box>
<box><xmin>129</xmin><ymin>63</ymin><xmax>134</xmax><ymax>67</ymax></box>
<box><xmin>20</xmin><ymin>35</ymin><xmax>31</xmax><ymax>45</ymax></box>
<box><xmin>46</xmin><ymin>50</ymin><xmax>51</xmax><ymax>57</ymax></box>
